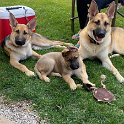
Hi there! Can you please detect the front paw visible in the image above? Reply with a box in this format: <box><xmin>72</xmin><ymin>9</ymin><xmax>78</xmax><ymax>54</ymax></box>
<box><xmin>37</xmin><ymin>55</ymin><xmax>42</xmax><ymax>59</ymax></box>
<box><xmin>118</xmin><ymin>77</ymin><xmax>124</xmax><ymax>83</ymax></box>
<box><xmin>64</xmin><ymin>43</ymin><xmax>74</xmax><ymax>47</ymax></box>
<box><xmin>25</xmin><ymin>70</ymin><xmax>35</xmax><ymax>77</ymax></box>
<box><xmin>70</xmin><ymin>83</ymin><xmax>77</xmax><ymax>90</ymax></box>
<box><xmin>84</xmin><ymin>81</ymin><xmax>95</xmax><ymax>87</ymax></box>
<box><xmin>84</xmin><ymin>81</ymin><xmax>95</xmax><ymax>91</ymax></box>
<box><xmin>44</xmin><ymin>77</ymin><xmax>50</xmax><ymax>82</ymax></box>
<box><xmin>77</xmin><ymin>84</ymin><xmax>83</xmax><ymax>88</ymax></box>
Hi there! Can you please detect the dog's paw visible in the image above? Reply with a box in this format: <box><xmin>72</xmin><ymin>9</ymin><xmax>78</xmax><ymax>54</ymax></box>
<box><xmin>64</xmin><ymin>43</ymin><xmax>74</xmax><ymax>47</ymax></box>
<box><xmin>86</xmin><ymin>81</ymin><xmax>95</xmax><ymax>87</ymax></box>
<box><xmin>70</xmin><ymin>83</ymin><xmax>77</xmax><ymax>90</ymax></box>
<box><xmin>51</xmin><ymin>72</ymin><xmax>62</xmax><ymax>77</ymax></box>
<box><xmin>77</xmin><ymin>84</ymin><xmax>83</xmax><ymax>88</ymax></box>
<box><xmin>37</xmin><ymin>55</ymin><xmax>42</xmax><ymax>59</ymax></box>
<box><xmin>116</xmin><ymin>75</ymin><xmax>124</xmax><ymax>83</ymax></box>
<box><xmin>44</xmin><ymin>77</ymin><xmax>50</xmax><ymax>82</ymax></box>
<box><xmin>118</xmin><ymin>77</ymin><xmax>124</xmax><ymax>83</ymax></box>
<box><xmin>26</xmin><ymin>71</ymin><xmax>35</xmax><ymax>77</ymax></box>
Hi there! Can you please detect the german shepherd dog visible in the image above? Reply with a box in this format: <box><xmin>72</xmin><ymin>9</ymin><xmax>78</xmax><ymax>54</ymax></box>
<box><xmin>3</xmin><ymin>13</ymin><xmax>41</xmax><ymax>76</ymax></box>
<box><xmin>79</xmin><ymin>0</ymin><xmax>124</xmax><ymax>83</ymax></box>
<box><xmin>34</xmin><ymin>46</ymin><xmax>95</xmax><ymax>90</ymax></box>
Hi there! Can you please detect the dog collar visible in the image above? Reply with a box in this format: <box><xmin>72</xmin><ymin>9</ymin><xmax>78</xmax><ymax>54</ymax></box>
<box><xmin>88</xmin><ymin>35</ymin><xmax>100</xmax><ymax>45</ymax></box>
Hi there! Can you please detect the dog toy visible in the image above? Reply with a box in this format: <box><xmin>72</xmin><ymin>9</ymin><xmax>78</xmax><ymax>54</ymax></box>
<box><xmin>85</xmin><ymin>74</ymin><xmax>116</xmax><ymax>103</ymax></box>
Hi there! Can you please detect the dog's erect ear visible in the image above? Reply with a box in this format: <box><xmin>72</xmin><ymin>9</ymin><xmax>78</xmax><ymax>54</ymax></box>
<box><xmin>88</xmin><ymin>0</ymin><xmax>99</xmax><ymax>19</ymax></box>
<box><xmin>106</xmin><ymin>1</ymin><xmax>116</xmax><ymax>19</ymax></box>
<box><xmin>9</xmin><ymin>12</ymin><xmax>18</xmax><ymax>27</ymax></box>
<box><xmin>27</xmin><ymin>17</ymin><xmax>36</xmax><ymax>30</ymax></box>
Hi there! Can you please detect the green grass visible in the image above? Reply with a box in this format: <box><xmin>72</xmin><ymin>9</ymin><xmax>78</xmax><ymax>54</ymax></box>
<box><xmin>0</xmin><ymin>0</ymin><xmax>124</xmax><ymax>124</ymax></box>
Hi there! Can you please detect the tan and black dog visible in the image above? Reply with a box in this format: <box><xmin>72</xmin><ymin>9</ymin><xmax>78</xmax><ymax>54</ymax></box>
<box><xmin>3</xmin><ymin>13</ymin><xmax>41</xmax><ymax>76</ymax></box>
<box><xmin>34</xmin><ymin>46</ymin><xmax>95</xmax><ymax>90</ymax></box>
<box><xmin>79</xmin><ymin>0</ymin><xmax>124</xmax><ymax>83</ymax></box>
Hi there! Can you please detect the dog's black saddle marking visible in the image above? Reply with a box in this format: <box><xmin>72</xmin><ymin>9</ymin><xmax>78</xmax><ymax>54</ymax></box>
<box><xmin>1</xmin><ymin>35</ymin><xmax>10</xmax><ymax>48</ymax></box>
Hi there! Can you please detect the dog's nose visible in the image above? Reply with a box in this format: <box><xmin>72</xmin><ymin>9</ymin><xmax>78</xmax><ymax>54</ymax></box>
<box><xmin>15</xmin><ymin>40</ymin><xmax>25</xmax><ymax>45</ymax></box>
<box><xmin>70</xmin><ymin>61</ymin><xmax>79</xmax><ymax>70</ymax></box>
<box><xmin>97</xmin><ymin>30</ymin><xmax>106</xmax><ymax>38</ymax></box>
<box><xmin>94</xmin><ymin>28</ymin><xmax>106</xmax><ymax>38</ymax></box>
<box><xmin>15</xmin><ymin>39</ymin><xmax>26</xmax><ymax>46</ymax></box>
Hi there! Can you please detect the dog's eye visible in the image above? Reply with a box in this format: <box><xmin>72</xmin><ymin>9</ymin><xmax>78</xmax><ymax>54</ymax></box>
<box><xmin>68</xmin><ymin>58</ymin><xmax>72</xmax><ymax>61</ymax></box>
<box><xmin>24</xmin><ymin>31</ymin><xmax>28</xmax><ymax>35</ymax></box>
<box><xmin>94</xmin><ymin>20</ymin><xmax>100</xmax><ymax>25</ymax></box>
<box><xmin>104</xmin><ymin>21</ymin><xmax>109</xmax><ymax>26</ymax></box>
<box><xmin>73</xmin><ymin>57</ymin><xmax>78</xmax><ymax>60</ymax></box>
<box><xmin>16</xmin><ymin>30</ymin><xmax>19</xmax><ymax>34</ymax></box>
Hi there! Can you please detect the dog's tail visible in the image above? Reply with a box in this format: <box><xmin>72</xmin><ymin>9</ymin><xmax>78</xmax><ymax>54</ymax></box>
<box><xmin>34</xmin><ymin>64</ymin><xmax>43</xmax><ymax>80</ymax></box>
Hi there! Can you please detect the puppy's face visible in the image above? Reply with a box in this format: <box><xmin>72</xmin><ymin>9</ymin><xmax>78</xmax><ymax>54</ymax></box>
<box><xmin>9</xmin><ymin>12</ymin><xmax>36</xmax><ymax>46</ymax></box>
<box><xmin>62</xmin><ymin>47</ymin><xmax>80</xmax><ymax>70</ymax></box>
<box><xmin>87</xmin><ymin>0</ymin><xmax>115</xmax><ymax>44</ymax></box>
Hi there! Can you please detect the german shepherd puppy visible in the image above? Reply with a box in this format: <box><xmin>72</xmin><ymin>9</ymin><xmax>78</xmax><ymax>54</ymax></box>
<box><xmin>3</xmin><ymin>13</ymin><xmax>41</xmax><ymax>76</ymax></box>
<box><xmin>79</xmin><ymin>0</ymin><xmax>124</xmax><ymax>83</ymax></box>
<box><xmin>34</xmin><ymin>46</ymin><xmax>95</xmax><ymax>90</ymax></box>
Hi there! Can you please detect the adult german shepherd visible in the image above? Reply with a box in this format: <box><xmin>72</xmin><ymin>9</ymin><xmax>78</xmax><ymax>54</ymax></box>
<box><xmin>3</xmin><ymin>13</ymin><xmax>41</xmax><ymax>76</ymax></box>
<box><xmin>79</xmin><ymin>0</ymin><xmax>124</xmax><ymax>83</ymax></box>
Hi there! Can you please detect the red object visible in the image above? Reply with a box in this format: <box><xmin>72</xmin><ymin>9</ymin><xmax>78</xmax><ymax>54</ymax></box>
<box><xmin>0</xmin><ymin>6</ymin><xmax>35</xmax><ymax>45</ymax></box>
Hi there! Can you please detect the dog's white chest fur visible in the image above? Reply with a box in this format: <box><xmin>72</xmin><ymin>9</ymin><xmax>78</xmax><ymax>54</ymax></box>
<box><xmin>19</xmin><ymin>44</ymin><xmax>32</xmax><ymax>60</ymax></box>
<box><xmin>6</xmin><ymin>41</ymin><xmax>32</xmax><ymax>61</ymax></box>
<box><xmin>79</xmin><ymin>36</ymin><xmax>111</xmax><ymax>59</ymax></box>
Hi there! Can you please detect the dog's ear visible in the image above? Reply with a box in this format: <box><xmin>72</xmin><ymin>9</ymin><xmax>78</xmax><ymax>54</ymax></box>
<box><xmin>67</xmin><ymin>46</ymin><xmax>78</xmax><ymax>52</ymax></box>
<box><xmin>106</xmin><ymin>1</ymin><xmax>116</xmax><ymax>19</ymax></box>
<box><xmin>88</xmin><ymin>0</ymin><xmax>99</xmax><ymax>19</ymax></box>
<box><xmin>9</xmin><ymin>12</ymin><xmax>18</xmax><ymax>28</ymax></box>
<box><xmin>27</xmin><ymin>17</ymin><xmax>36</xmax><ymax>30</ymax></box>
<box><xmin>62</xmin><ymin>49</ymin><xmax>70</xmax><ymax>57</ymax></box>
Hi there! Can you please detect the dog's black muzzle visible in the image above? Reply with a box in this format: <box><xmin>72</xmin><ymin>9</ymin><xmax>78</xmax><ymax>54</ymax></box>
<box><xmin>70</xmin><ymin>60</ymin><xmax>79</xmax><ymax>70</ymax></box>
<box><xmin>15</xmin><ymin>37</ymin><xmax>26</xmax><ymax>46</ymax></box>
<box><xmin>93</xmin><ymin>28</ymin><xmax>106</xmax><ymax>39</ymax></box>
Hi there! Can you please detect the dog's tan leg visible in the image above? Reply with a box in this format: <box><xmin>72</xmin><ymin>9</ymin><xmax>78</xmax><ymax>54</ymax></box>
<box><xmin>101</xmin><ymin>57</ymin><xmax>124</xmax><ymax>83</ymax></box>
<box><xmin>32</xmin><ymin>50</ymin><xmax>41</xmax><ymax>59</ymax></box>
<box><xmin>51</xmin><ymin>72</ymin><xmax>62</xmax><ymax>77</ymax></box>
<box><xmin>62</xmin><ymin>75</ymin><xmax>77</xmax><ymax>90</ymax></box>
<box><xmin>76</xmin><ymin>63</ymin><xmax>95</xmax><ymax>87</ymax></box>
<box><xmin>10</xmin><ymin>58</ymin><xmax>35</xmax><ymax>76</ymax></box>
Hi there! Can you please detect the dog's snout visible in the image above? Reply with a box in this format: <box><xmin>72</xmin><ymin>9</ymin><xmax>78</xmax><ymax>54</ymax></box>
<box><xmin>70</xmin><ymin>60</ymin><xmax>79</xmax><ymax>70</ymax></box>
<box><xmin>94</xmin><ymin>28</ymin><xmax>106</xmax><ymax>38</ymax></box>
<box><xmin>15</xmin><ymin>37</ymin><xmax>26</xmax><ymax>46</ymax></box>
<box><xmin>97</xmin><ymin>30</ymin><xmax>106</xmax><ymax>38</ymax></box>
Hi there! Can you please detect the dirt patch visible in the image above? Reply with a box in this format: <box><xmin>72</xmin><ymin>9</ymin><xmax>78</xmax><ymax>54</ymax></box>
<box><xmin>0</xmin><ymin>96</ymin><xmax>46</xmax><ymax>124</ymax></box>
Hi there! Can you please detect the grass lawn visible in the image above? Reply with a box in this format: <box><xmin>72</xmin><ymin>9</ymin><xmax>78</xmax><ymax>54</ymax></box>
<box><xmin>0</xmin><ymin>0</ymin><xmax>124</xmax><ymax>124</ymax></box>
